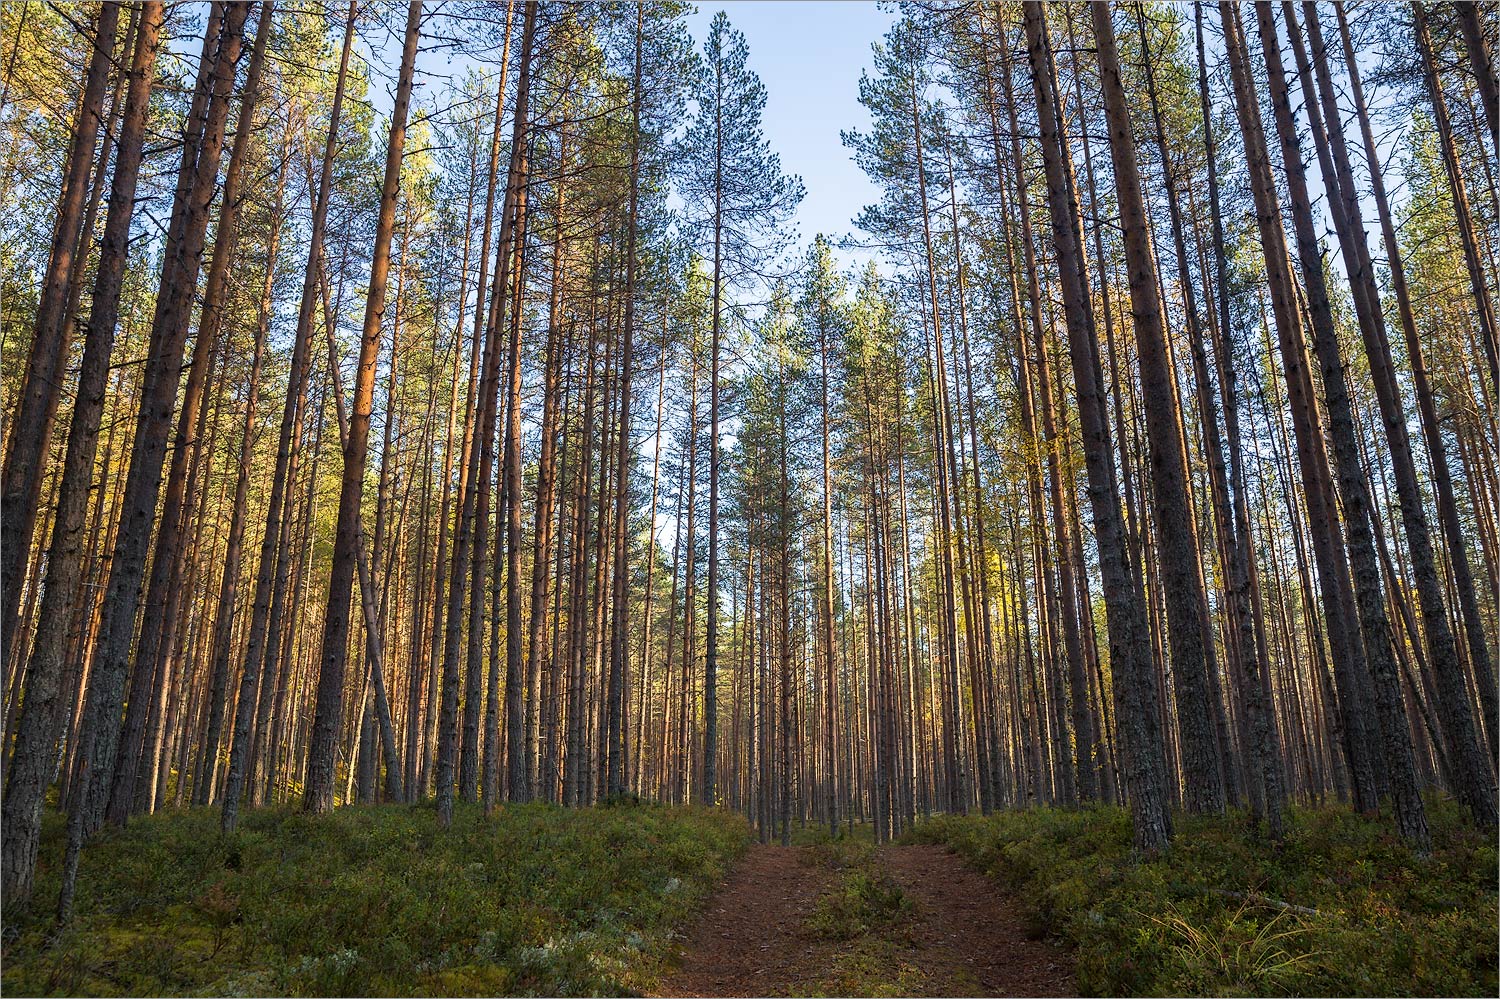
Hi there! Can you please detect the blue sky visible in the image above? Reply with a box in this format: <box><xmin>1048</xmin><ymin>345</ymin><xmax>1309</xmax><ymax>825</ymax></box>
<box><xmin>681</xmin><ymin>2</ymin><xmax>896</xmax><ymax>254</ymax></box>
<box><xmin>380</xmin><ymin>2</ymin><xmax>895</xmax><ymax>265</ymax></box>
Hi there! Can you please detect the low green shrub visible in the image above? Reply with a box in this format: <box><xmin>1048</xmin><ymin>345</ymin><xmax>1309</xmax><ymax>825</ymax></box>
<box><xmin>804</xmin><ymin>866</ymin><xmax>914</xmax><ymax>942</ymax></box>
<box><xmin>3</xmin><ymin>801</ymin><xmax>749</xmax><ymax>997</ymax></box>
<box><xmin>797</xmin><ymin>825</ymin><xmax>914</xmax><ymax>943</ymax></box>
<box><xmin>907</xmin><ymin>798</ymin><xmax>1497</xmax><ymax>997</ymax></box>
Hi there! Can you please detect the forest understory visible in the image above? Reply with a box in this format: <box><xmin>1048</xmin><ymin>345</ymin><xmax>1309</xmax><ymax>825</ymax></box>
<box><xmin>1</xmin><ymin>798</ymin><xmax>1493</xmax><ymax>997</ymax></box>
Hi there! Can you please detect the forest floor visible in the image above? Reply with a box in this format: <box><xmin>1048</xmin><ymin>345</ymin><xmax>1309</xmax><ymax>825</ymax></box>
<box><xmin>1</xmin><ymin>801</ymin><xmax>751</xmax><ymax>997</ymax></box>
<box><xmin>911</xmin><ymin>798</ymin><xmax>1498</xmax><ymax>997</ymax></box>
<box><xmin>655</xmin><ymin>837</ymin><xmax>1074</xmax><ymax>997</ymax></box>
<box><xmin>6</xmin><ymin>798</ymin><xmax>1491</xmax><ymax>997</ymax></box>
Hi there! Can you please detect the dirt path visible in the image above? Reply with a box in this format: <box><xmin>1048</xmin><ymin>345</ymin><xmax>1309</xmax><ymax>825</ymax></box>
<box><xmin>654</xmin><ymin>844</ymin><xmax>838</xmax><ymax>997</ymax></box>
<box><xmin>881</xmin><ymin>844</ymin><xmax>1074</xmax><ymax>997</ymax></box>
<box><xmin>654</xmin><ymin>841</ymin><xmax>1074</xmax><ymax>998</ymax></box>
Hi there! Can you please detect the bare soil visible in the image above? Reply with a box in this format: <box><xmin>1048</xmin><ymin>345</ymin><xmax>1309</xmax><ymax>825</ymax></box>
<box><xmin>881</xmin><ymin>843</ymin><xmax>1075</xmax><ymax>997</ymax></box>
<box><xmin>654</xmin><ymin>840</ymin><xmax>1075</xmax><ymax>998</ymax></box>
<box><xmin>653</xmin><ymin>843</ymin><xmax>840</xmax><ymax>998</ymax></box>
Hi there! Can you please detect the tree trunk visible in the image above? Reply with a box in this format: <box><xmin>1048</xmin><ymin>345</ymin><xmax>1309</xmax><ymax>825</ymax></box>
<box><xmin>1453</xmin><ymin>0</ymin><xmax>1499</xmax><ymax>152</ymax></box>
<box><xmin>529</xmin><ymin>123</ymin><xmax>569</xmax><ymax>801</ymax></box>
<box><xmin>1093</xmin><ymin>2</ymin><xmax>1226</xmax><ymax>815</ymax></box>
<box><xmin>1296</xmin><ymin>0</ymin><xmax>1491</xmax><ymax>831</ymax></box>
<box><xmin>607</xmin><ymin>6</ymin><xmax>645</xmax><ymax>799</ymax></box>
<box><xmin>303</xmin><ymin>0</ymin><xmax>422</xmax><ymax>815</ymax></box>
<box><xmin>110</xmin><ymin>1</ymin><xmax>275</xmax><ymax>824</ymax></box>
<box><xmin>1221</xmin><ymin>0</ymin><xmax>1382</xmax><ymax>819</ymax></box>
<box><xmin>1335</xmin><ymin>2</ymin><xmax>1498</xmax><ymax>767</ymax></box>
<box><xmin>1255</xmin><ymin>0</ymin><xmax>1429</xmax><ymax>846</ymax></box>
<box><xmin>1</xmin><ymin>1</ymin><xmax>163</xmax><ymax>915</ymax></box>
<box><xmin>222</xmin><ymin>0</ymin><xmax>357</xmax><ymax>834</ymax></box>
<box><xmin>319</xmin><ymin>273</ymin><xmax>405</xmax><ymax>802</ymax></box>
<box><xmin>195</xmin><ymin>138</ymin><xmax>287</xmax><ymax>807</ymax></box>
<box><xmin>495</xmin><ymin>0</ymin><xmax>539</xmax><ymax>805</ymax></box>
<box><xmin>435</xmin><ymin>0</ymin><xmax>517</xmax><ymax>825</ymax></box>
<box><xmin>818</xmin><ymin>272</ymin><xmax>839</xmax><ymax>835</ymax></box>
<box><xmin>62</xmin><ymin>2</ymin><xmax>249</xmax><ymax>918</ymax></box>
<box><xmin>1194</xmin><ymin>2</ymin><xmax>1285</xmax><ymax>835</ymax></box>
<box><xmin>1022</xmin><ymin>0</ymin><xmax>1170</xmax><ymax>852</ymax></box>
<box><xmin>0</xmin><ymin>1</ymin><xmax>119</xmax><ymax>664</ymax></box>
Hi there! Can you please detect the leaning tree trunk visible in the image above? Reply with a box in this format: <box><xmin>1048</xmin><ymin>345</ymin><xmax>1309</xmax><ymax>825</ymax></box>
<box><xmin>0</xmin><ymin>1</ymin><xmax>119</xmax><ymax>665</ymax></box>
<box><xmin>1452</xmin><ymin>0</ymin><xmax>1499</xmax><ymax>152</ymax></box>
<box><xmin>1132</xmin><ymin>1</ymin><xmax>1262</xmax><ymax>818</ymax></box>
<box><xmin>1193</xmin><ymin>2</ymin><xmax>1285</xmax><ymax>835</ymax></box>
<box><xmin>1</xmin><ymin>1</ymin><xmax>163</xmax><ymax>915</ymax></box>
<box><xmin>318</xmin><ymin>286</ymin><xmax>404</xmax><ymax>803</ymax></box>
<box><xmin>1412</xmin><ymin>1</ymin><xmax>1499</xmax><ymax>393</ymax></box>
<box><xmin>434</xmin><ymin>0</ymin><xmax>516</xmax><ymax>827</ymax></box>
<box><xmin>1022</xmin><ymin>0</ymin><xmax>1170</xmax><ymax>853</ymax></box>
<box><xmin>61</xmin><ymin>2</ymin><xmax>249</xmax><ymax>918</ymax></box>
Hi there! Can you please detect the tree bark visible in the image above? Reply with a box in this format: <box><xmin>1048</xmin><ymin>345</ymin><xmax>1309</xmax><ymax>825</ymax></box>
<box><xmin>0</xmin><ymin>1</ymin><xmax>120</xmax><ymax>664</ymax></box>
<box><xmin>1259</xmin><ymin>0</ymin><xmax>1430</xmax><ymax>846</ymax></box>
<box><xmin>1453</xmin><ymin>0</ymin><xmax>1498</xmax><ymax>152</ymax></box>
<box><xmin>109</xmin><ymin>1</ymin><xmax>275</xmax><ymax>825</ymax></box>
<box><xmin>195</xmin><ymin>139</ymin><xmax>287</xmax><ymax>807</ymax></box>
<box><xmin>62</xmin><ymin>1</ymin><xmax>249</xmax><ymax>917</ymax></box>
<box><xmin>1335</xmin><ymin>2</ymin><xmax>1498</xmax><ymax>766</ymax></box>
<box><xmin>303</xmin><ymin>0</ymin><xmax>422</xmax><ymax>815</ymax></box>
<box><xmin>1297</xmin><ymin>0</ymin><xmax>1491</xmax><ymax>830</ymax></box>
<box><xmin>222</xmin><ymin>0</ymin><xmax>357</xmax><ymax>834</ymax></box>
<box><xmin>1094</xmin><ymin>2</ymin><xmax>1226</xmax><ymax>815</ymax></box>
<box><xmin>1</xmin><ymin>1</ymin><xmax>163</xmax><ymax>914</ymax></box>
<box><xmin>607</xmin><ymin>5</ymin><xmax>646</xmax><ymax>799</ymax></box>
<box><xmin>1022</xmin><ymin>0</ymin><xmax>1170</xmax><ymax>852</ymax></box>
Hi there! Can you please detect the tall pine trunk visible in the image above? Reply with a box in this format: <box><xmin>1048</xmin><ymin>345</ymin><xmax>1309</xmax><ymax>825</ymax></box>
<box><xmin>607</xmin><ymin>7</ymin><xmax>646</xmax><ymax>799</ymax></box>
<box><xmin>1334</xmin><ymin>3</ymin><xmax>1498</xmax><ymax>766</ymax></box>
<box><xmin>222</xmin><ymin>0</ymin><xmax>358</xmax><ymax>834</ymax></box>
<box><xmin>109</xmin><ymin>1</ymin><xmax>275</xmax><ymax>824</ymax></box>
<box><xmin>303</xmin><ymin>0</ymin><xmax>422</xmax><ymax>814</ymax></box>
<box><xmin>1022</xmin><ymin>0</ymin><xmax>1170</xmax><ymax>852</ymax></box>
<box><xmin>1295</xmin><ymin>0</ymin><xmax>1490</xmax><ymax>831</ymax></box>
<box><xmin>1221</xmin><ymin>0</ymin><xmax>1382</xmax><ymax>819</ymax></box>
<box><xmin>62</xmin><ymin>3</ymin><xmax>249</xmax><ymax>917</ymax></box>
<box><xmin>1</xmin><ymin>2</ymin><xmax>163</xmax><ymax>914</ymax></box>
<box><xmin>1092</xmin><ymin>3</ymin><xmax>1226</xmax><ymax>815</ymax></box>
<box><xmin>0</xmin><ymin>2</ymin><xmax>119</xmax><ymax>664</ymax></box>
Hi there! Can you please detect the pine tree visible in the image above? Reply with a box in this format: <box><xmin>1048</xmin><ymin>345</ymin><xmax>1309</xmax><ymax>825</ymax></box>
<box><xmin>679</xmin><ymin>11</ymin><xmax>803</xmax><ymax>803</ymax></box>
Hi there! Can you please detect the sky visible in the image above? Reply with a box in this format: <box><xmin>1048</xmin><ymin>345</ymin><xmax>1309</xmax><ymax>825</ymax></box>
<box><xmin>680</xmin><ymin>2</ymin><xmax>896</xmax><ymax>256</ymax></box>
<box><xmin>358</xmin><ymin>1</ymin><xmax>896</xmax><ymax>267</ymax></box>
